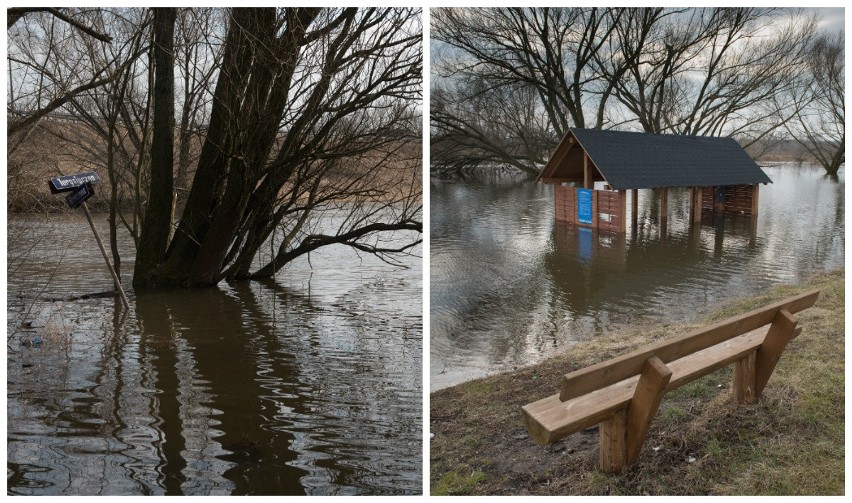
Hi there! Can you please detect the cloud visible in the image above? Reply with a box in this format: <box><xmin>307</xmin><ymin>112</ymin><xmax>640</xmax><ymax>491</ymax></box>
<box><xmin>810</xmin><ymin>7</ymin><xmax>844</xmax><ymax>34</ymax></box>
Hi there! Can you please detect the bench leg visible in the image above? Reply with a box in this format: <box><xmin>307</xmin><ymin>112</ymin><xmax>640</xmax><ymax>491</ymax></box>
<box><xmin>600</xmin><ymin>408</ymin><xmax>627</xmax><ymax>474</ymax></box>
<box><xmin>733</xmin><ymin>350</ymin><xmax>757</xmax><ymax>404</ymax></box>
<box><xmin>600</xmin><ymin>356</ymin><xmax>672</xmax><ymax>473</ymax></box>
<box><xmin>755</xmin><ymin>309</ymin><xmax>798</xmax><ymax>396</ymax></box>
<box><xmin>626</xmin><ymin>356</ymin><xmax>672</xmax><ymax>465</ymax></box>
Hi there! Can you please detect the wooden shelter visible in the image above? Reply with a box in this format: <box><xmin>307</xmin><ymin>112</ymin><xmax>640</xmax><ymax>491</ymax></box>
<box><xmin>538</xmin><ymin>128</ymin><xmax>772</xmax><ymax>232</ymax></box>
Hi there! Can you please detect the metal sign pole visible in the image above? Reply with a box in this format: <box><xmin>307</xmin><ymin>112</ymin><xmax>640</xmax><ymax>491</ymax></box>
<box><xmin>81</xmin><ymin>201</ymin><xmax>130</xmax><ymax>311</ymax></box>
<box><xmin>49</xmin><ymin>171</ymin><xmax>129</xmax><ymax>311</ymax></box>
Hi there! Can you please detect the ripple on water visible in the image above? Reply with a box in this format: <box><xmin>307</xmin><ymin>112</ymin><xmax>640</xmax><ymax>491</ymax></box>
<box><xmin>7</xmin><ymin>216</ymin><xmax>422</xmax><ymax>495</ymax></box>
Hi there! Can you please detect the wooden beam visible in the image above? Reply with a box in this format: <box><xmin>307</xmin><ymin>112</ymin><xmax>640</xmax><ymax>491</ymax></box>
<box><xmin>558</xmin><ymin>289</ymin><xmax>820</xmax><ymax>401</ymax></box>
<box><xmin>592</xmin><ymin>186</ymin><xmax>599</xmax><ymax>228</ymax></box>
<box><xmin>688</xmin><ymin>188</ymin><xmax>697</xmax><ymax>223</ymax></box>
<box><xmin>540</xmin><ymin>177</ymin><xmax>584</xmax><ymax>184</ymax></box>
<box><xmin>715</xmin><ymin>186</ymin><xmax>726</xmax><ymax>214</ymax></box>
<box><xmin>583</xmin><ymin>152</ymin><xmax>591</xmax><ymax>189</ymax></box>
<box><xmin>600</xmin><ymin>408</ymin><xmax>627</xmax><ymax>474</ymax></box>
<box><xmin>619</xmin><ymin>190</ymin><xmax>627</xmax><ymax>233</ymax></box>
<box><xmin>755</xmin><ymin>309</ymin><xmax>798</xmax><ymax>396</ymax></box>
<box><xmin>626</xmin><ymin>356</ymin><xmax>672</xmax><ymax>464</ymax></box>
<box><xmin>733</xmin><ymin>350</ymin><xmax>757</xmax><ymax>404</ymax></box>
<box><xmin>659</xmin><ymin>187</ymin><xmax>668</xmax><ymax>220</ymax></box>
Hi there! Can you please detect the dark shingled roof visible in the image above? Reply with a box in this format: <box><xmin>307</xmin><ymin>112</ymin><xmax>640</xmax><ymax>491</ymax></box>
<box><xmin>543</xmin><ymin>128</ymin><xmax>771</xmax><ymax>190</ymax></box>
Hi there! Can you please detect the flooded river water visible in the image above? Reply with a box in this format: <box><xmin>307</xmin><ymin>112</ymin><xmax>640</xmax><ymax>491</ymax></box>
<box><xmin>7</xmin><ymin>214</ymin><xmax>422</xmax><ymax>495</ymax></box>
<box><xmin>430</xmin><ymin>163</ymin><xmax>844</xmax><ymax>390</ymax></box>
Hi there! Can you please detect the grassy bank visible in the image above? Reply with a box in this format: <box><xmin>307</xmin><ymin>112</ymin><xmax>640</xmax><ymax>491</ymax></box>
<box><xmin>430</xmin><ymin>269</ymin><xmax>844</xmax><ymax>495</ymax></box>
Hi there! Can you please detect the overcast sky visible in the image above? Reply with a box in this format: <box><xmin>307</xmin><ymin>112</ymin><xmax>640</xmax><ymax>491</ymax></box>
<box><xmin>809</xmin><ymin>7</ymin><xmax>844</xmax><ymax>34</ymax></box>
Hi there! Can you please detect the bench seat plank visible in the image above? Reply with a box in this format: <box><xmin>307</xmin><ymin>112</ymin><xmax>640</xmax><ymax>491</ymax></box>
<box><xmin>522</xmin><ymin>325</ymin><xmax>772</xmax><ymax>446</ymax></box>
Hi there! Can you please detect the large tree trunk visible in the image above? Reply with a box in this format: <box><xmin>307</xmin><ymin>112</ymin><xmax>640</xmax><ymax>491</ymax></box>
<box><xmin>133</xmin><ymin>7</ymin><xmax>176</xmax><ymax>290</ymax></box>
<box><xmin>155</xmin><ymin>8</ymin><xmax>335</xmax><ymax>288</ymax></box>
<box><xmin>157</xmin><ymin>8</ymin><xmax>299</xmax><ymax>288</ymax></box>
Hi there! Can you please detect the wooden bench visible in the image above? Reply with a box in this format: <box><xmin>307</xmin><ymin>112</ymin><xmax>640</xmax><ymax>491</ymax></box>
<box><xmin>521</xmin><ymin>289</ymin><xmax>820</xmax><ymax>473</ymax></box>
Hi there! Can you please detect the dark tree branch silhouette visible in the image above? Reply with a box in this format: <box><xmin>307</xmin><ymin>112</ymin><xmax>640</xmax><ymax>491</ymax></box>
<box><xmin>8</xmin><ymin>7</ymin><xmax>422</xmax><ymax>291</ymax></box>
<box><xmin>782</xmin><ymin>31</ymin><xmax>845</xmax><ymax>177</ymax></box>
<box><xmin>432</xmin><ymin>7</ymin><xmax>819</xmax><ymax>177</ymax></box>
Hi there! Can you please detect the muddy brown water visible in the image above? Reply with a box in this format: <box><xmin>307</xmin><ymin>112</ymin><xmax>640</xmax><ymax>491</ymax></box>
<box><xmin>7</xmin><ymin>213</ymin><xmax>422</xmax><ymax>495</ymax></box>
<box><xmin>431</xmin><ymin>163</ymin><xmax>844</xmax><ymax>390</ymax></box>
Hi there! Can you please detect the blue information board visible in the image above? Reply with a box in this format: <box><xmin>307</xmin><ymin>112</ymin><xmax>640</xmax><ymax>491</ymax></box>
<box><xmin>577</xmin><ymin>188</ymin><xmax>593</xmax><ymax>224</ymax></box>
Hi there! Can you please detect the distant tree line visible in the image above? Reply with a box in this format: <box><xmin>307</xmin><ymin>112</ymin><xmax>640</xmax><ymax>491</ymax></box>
<box><xmin>432</xmin><ymin>7</ymin><xmax>843</xmax><ymax>178</ymax></box>
<box><xmin>8</xmin><ymin>7</ymin><xmax>422</xmax><ymax>290</ymax></box>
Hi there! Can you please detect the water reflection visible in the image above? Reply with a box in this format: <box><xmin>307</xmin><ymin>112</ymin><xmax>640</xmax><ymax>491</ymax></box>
<box><xmin>135</xmin><ymin>287</ymin><xmax>307</xmax><ymax>495</ymax></box>
<box><xmin>7</xmin><ymin>219</ymin><xmax>422</xmax><ymax>495</ymax></box>
<box><xmin>430</xmin><ymin>164</ymin><xmax>844</xmax><ymax>389</ymax></box>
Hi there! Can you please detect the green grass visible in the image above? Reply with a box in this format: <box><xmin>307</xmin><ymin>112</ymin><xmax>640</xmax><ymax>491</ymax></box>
<box><xmin>433</xmin><ymin>469</ymin><xmax>487</xmax><ymax>495</ymax></box>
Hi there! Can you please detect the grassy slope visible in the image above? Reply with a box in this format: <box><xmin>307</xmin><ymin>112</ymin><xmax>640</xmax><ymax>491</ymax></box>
<box><xmin>430</xmin><ymin>269</ymin><xmax>844</xmax><ymax>495</ymax></box>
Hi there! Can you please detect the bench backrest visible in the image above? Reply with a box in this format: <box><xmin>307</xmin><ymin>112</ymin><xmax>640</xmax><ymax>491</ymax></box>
<box><xmin>559</xmin><ymin>289</ymin><xmax>820</xmax><ymax>401</ymax></box>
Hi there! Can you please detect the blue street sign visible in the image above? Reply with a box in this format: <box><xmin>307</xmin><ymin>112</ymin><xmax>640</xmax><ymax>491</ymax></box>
<box><xmin>66</xmin><ymin>182</ymin><xmax>94</xmax><ymax>209</ymax></box>
<box><xmin>48</xmin><ymin>171</ymin><xmax>101</xmax><ymax>194</ymax></box>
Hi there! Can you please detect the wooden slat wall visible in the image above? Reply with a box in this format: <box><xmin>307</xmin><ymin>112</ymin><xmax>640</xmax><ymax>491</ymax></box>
<box><xmin>702</xmin><ymin>187</ymin><xmax>715</xmax><ymax>211</ymax></box>
<box><xmin>724</xmin><ymin>185</ymin><xmax>755</xmax><ymax>214</ymax></box>
<box><xmin>597</xmin><ymin>190</ymin><xmax>624</xmax><ymax>233</ymax></box>
<box><xmin>554</xmin><ymin>186</ymin><xmax>625</xmax><ymax>233</ymax></box>
<box><xmin>701</xmin><ymin>184</ymin><xmax>757</xmax><ymax>216</ymax></box>
<box><xmin>554</xmin><ymin>185</ymin><xmax>577</xmax><ymax>223</ymax></box>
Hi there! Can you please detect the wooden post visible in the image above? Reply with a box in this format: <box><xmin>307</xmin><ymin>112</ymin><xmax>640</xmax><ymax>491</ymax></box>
<box><xmin>626</xmin><ymin>356</ymin><xmax>672</xmax><ymax>464</ymax></box>
<box><xmin>688</xmin><ymin>188</ymin><xmax>698</xmax><ymax>223</ymax></box>
<box><xmin>592</xmin><ymin>188</ymin><xmax>599</xmax><ymax>229</ymax></box>
<box><xmin>733</xmin><ymin>350</ymin><xmax>757</xmax><ymax>404</ymax></box>
<box><xmin>632</xmin><ymin>189</ymin><xmax>639</xmax><ymax>227</ymax></box>
<box><xmin>751</xmin><ymin>184</ymin><xmax>760</xmax><ymax>217</ymax></box>
<box><xmin>600</xmin><ymin>408</ymin><xmax>628</xmax><ymax>474</ymax></box>
<box><xmin>714</xmin><ymin>186</ymin><xmax>726</xmax><ymax>214</ymax></box>
<box><xmin>82</xmin><ymin>202</ymin><xmax>130</xmax><ymax>310</ymax></box>
<box><xmin>659</xmin><ymin>187</ymin><xmax>668</xmax><ymax>221</ymax></box>
<box><xmin>755</xmin><ymin>309</ymin><xmax>798</xmax><ymax>396</ymax></box>
<box><xmin>619</xmin><ymin>190</ymin><xmax>627</xmax><ymax>233</ymax></box>
<box><xmin>583</xmin><ymin>152</ymin><xmax>591</xmax><ymax>189</ymax></box>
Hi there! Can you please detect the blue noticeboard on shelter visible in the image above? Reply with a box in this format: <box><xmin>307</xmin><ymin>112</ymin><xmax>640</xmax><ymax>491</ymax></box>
<box><xmin>577</xmin><ymin>188</ymin><xmax>593</xmax><ymax>224</ymax></box>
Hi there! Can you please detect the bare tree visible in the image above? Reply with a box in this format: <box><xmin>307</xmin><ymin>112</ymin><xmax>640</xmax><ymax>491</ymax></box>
<box><xmin>603</xmin><ymin>8</ymin><xmax>817</xmax><ymax>144</ymax></box>
<box><xmin>783</xmin><ymin>31</ymin><xmax>844</xmax><ymax>177</ymax></box>
<box><xmin>133</xmin><ymin>7</ymin><xmax>176</xmax><ymax>287</ymax></box>
<box><xmin>7</xmin><ymin>8</ymin><xmax>114</xmax><ymax>141</ymax></box>
<box><xmin>174</xmin><ymin>8</ymin><xmax>221</xmax><ymax>194</ymax></box>
<box><xmin>432</xmin><ymin>80</ymin><xmax>553</xmax><ymax>177</ymax></box>
<box><xmin>8</xmin><ymin>7</ymin><xmax>422</xmax><ymax>291</ymax></box>
<box><xmin>12</xmin><ymin>8</ymin><xmax>154</xmax><ymax>278</ymax></box>
<box><xmin>431</xmin><ymin>7</ymin><xmax>820</xmax><ymax>177</ymax></box>
<box><xmin>139</xmin><ymin>7</ymin><xmax>422</xmax><ymax>289</ymax></box>
<box><xmin>431</xmin><ymin>8</ymin><xmax>621</xmax><ymax>174</ymax></box>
